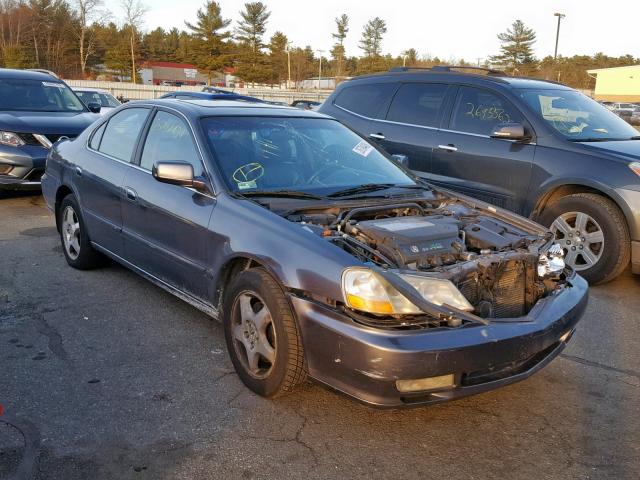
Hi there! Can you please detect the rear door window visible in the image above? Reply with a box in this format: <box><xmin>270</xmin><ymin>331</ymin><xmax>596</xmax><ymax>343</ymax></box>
<box><xmin>98</xmin><ymin>108</ymin><xmax>150</xmax><ymax>162</ymax></box>
<box><xmin>333</xmin><ymin>83</ymin><xmax>396</xmax><ymax>118</ymax></box>
<box><xmin>449</xmin><ymin>86</ymin><xmax>523</xmax><ymax>136</ymax></box>
<box><xmin>386</xmin><ymin>83</ymin><xmax>448</xmax><ymax>127</ymax></box>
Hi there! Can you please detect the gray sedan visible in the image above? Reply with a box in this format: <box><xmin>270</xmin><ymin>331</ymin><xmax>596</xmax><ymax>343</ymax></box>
<box><xmin>42</xmin><ymin>99</ymin><xmax>587</xmax><ymax>407</ymax></box>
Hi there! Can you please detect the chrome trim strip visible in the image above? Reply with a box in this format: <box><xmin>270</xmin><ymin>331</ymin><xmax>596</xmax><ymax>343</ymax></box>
<box><xmin>333</xmin><ymin>104</ymin><xmax>440</xmax><ymax>131</ymax></box>
<box><xmin>33</xmin><ymin>134</ymin><xmax>53</xmax><ymax>149</ymax></box>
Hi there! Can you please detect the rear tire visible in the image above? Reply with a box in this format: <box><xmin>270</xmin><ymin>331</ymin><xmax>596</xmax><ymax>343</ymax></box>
<box><xmin>58</xmin><ymin>194</ymin><xmax>102</xmax><ymax>270</ymax></box>
<box><xmin>222</xmin><ymin>267</ymin><xmax>306</xmax><ymax>397</ymax></box>
<box><xmin>539</xmin><ymin>193</ymin><xmax>630</xmax><ymax>284</ymax></box>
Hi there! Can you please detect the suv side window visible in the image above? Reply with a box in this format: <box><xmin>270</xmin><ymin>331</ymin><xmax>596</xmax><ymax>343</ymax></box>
<box><xmin>450</xmin><ymin>86</ymin><xmax>523</xmax><ymax>136</ymax></box>
<box><xmin>140</xmin><ymin>111</ymin><xmax>202</xmax><ymax>176</ymax></box>
<box><xmin>98</xmin><ymin>108</ymin><xmax>149</xmax><ymax>162</ymax></box>
<box><xmin>386</xmin><ymin>83</ymin><xmax>448</xmax><ymax>127</ymax></box>
<box><xmin>334</xmin><ymin>83</ymin><xmax>396</xmax><ymax>118</ymax></box>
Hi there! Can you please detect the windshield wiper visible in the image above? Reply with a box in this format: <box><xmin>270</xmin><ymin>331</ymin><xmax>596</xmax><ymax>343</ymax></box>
<box><xmin>237</xmin><ymin>190</ymin><xmax>325</xmax><ymax>200</ymax></box>
<box><xmin>568</xmin><ymin>137</ymin><xmax>624</xmax><ymax>142</ymax></box>
<box><xmin>327</xmin><ymin>183</ymin><xmax>424</xmax><ymax>198</ymax></box>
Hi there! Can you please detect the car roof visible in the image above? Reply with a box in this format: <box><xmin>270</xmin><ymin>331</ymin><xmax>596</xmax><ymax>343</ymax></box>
<box><xmin>72</xmin><ymin>87</ymin><xmax>110</xmax><ymax>94</ymax></box>
<box><xmin>0</xmin><ymin>67</ymin><xmax>62</xmax><ymax>81</ymax></box>
<box><xmin>131</xmin><ymin>98</ymin><xmax>332</xmax><ymax>119</ymax></box>
<box><xmin>344</xmin><ymin>69</ymin><xmax>572</xmax><ymax>91</ymax></box>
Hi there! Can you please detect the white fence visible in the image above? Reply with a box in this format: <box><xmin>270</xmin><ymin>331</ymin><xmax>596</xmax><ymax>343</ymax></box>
<box><xmin>65</xmin><ymin>80</ymin><xmax>332</xmax><ymax>103</ymax></box>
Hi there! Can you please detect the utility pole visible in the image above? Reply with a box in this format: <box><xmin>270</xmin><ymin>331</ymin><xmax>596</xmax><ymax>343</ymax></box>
<box><xmin>285</xmin><ymin>42</ymin><xmax>292</xmax><ymax>89</ymax></box>
<box><xmin>554</xmin><ymin>13</ymin><xmax>565</xmax><ymax>59</ymax></box>
<box><xmin>316</xmin><ymin>49</ymin><xmax>325</xmax><ymax>89</ymax></box>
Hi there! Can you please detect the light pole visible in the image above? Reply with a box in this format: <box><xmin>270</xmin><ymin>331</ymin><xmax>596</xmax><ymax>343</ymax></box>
<box><xmin>285</xmin><ymin>42</ymin><xmax>292</xmax><ymax>89</ymax></box>
<box><xmin>316</xmin><ymin>49</ymin><xmax>325</xmax><ymax>89</ymax></box>
<box><xmin>554</xmin><ymin>13</ymin><xmax>565</xmax><ymax>59</ymax></box>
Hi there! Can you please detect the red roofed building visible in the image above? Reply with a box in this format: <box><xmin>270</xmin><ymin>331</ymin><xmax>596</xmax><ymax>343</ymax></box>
<box><xmin>140</xmin><ymin>61</ymin><xmax>213</xmax><ymax>86</ymax></box>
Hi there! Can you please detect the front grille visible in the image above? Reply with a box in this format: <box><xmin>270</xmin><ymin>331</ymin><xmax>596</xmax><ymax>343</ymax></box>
<box><xmin>17</xmin><ymin>133</ymin><xmax>42</xmax><ymax>146</ymax></box>
<box><xmin>25</xmin><ymin>168</ymin><xmax>44</xmax><ymax>181</ymax></box>
<box><xmin>17</xmin><ymin>133</ymin><xmax>76</xmax><ymax>147</ymax></box>
<box><xmin>45</xmin><ymin>134</ymin><xmax>76</xmax><ymax>143</ymax></box>
<box><xmin>461</xmin><ymin>341</ymin><xmax>559</xmax><ymax>386</ymax></box>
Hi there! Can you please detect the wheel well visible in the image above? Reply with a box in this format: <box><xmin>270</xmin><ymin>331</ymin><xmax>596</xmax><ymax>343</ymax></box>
<box><xmin>54</xmin><ymin>185</ymin><xmax>73</xmax><ymax>231</ymax></box>
<box><xmin>214</xmin><ymin>257</ymin><xmax>263</xmax><ymax>312</ymax></box>
<box><xmin>532</xmin><ymin>184</ymin><xmax>620</xmax><ymax>221</ymax></box>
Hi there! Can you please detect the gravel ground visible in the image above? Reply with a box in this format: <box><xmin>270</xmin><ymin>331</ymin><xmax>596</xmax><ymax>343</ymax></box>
<box><xmin>1</xmin><ymin>193</ymin><xmax>639</xmax><ymax>480</ymax></box>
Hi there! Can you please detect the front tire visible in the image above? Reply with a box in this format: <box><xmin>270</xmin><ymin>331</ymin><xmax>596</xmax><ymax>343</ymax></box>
<box><xmin>222</xmin><ymin>268</ymin><xmax>306</xmax><ymax>397</ymax></box>
<box><xmin>539</xmin><ymin>193</ymin><xmax>630</xmax><ymax>284</ymax></box>
<box><xmin>58</xmin><ymin>194</ymin><xmax>102</xmax><ymax>270</ymax></box>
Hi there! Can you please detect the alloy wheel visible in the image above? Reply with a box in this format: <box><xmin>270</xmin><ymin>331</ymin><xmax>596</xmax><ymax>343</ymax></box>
<box><xmin>231</xmin><ymin>291</ymin><xmax>277</xmax><ymax>379</ymax></box>
<box><xmin>551</xmin><ymin>211</ymin><xmax>604</xmax><ymax>271</ymax></box>
<box><xmin>61</xmin><ymin>206</ymin><xmax>81</xmax><ymax>260</ymax></box>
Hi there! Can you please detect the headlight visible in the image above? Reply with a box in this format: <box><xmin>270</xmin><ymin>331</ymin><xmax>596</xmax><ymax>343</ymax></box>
<box><xmin>629</xmin><ymin>162</ymin><xmax>640</xmax><ymax>178</ymax></box>
<box><xmin>538</xmin><ymin>243</ymin><xmax>565</xmax><ymax>278</ymax></box>
<box><xmin>0</xmin><ymin>131</ymin><xmax>25</xmax><ymax>147</ymax></box>
<box><xmin>342</xmin><ymin>268</ymin><xmax>473</xmax><ymax>315</ymax></box>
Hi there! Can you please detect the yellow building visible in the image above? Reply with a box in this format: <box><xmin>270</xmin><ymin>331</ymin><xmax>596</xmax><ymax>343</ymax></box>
<box><xmin>587</xmin><ymin>65</ymin><xmax>640</xmax><ymax>102</ymax></box>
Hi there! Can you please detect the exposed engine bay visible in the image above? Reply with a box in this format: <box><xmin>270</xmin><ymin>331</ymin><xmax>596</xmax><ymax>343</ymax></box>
<box><xmin>286</xmin><ymin>196</ymin><xmax>569</xmax><ymax>326</ymax></box>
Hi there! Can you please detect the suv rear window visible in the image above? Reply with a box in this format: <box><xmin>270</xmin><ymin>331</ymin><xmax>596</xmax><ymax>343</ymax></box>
<box><xmin>334</xmin><ymin>83</ymin><xmax>396</xmax><ymax>118</ymax></box>
<box><xmin>450</xmin><ymin>86</ymin><xmax>523</xmax><ymax>136</ymax></box>
<box><xmin>386</xmin><ymin>83</ymin><xmax>448</xmax><ymax>127</ymax></box>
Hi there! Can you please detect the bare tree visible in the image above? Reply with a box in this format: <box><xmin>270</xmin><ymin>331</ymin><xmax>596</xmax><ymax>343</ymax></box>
<box><xmin>73</xmin><ymin>0</ymin><xmax>106</xmax><ymax>76</ymax></box>
<box><xmin>121</xmin><ymin>0</ymin><xmax>147</xmax><ymax>83</ymax></box>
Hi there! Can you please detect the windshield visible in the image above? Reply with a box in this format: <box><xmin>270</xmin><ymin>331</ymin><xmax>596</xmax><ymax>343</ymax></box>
<box><xmin>519</xmin><ymin>89</ymin><xmax>638</xmax><ymax>141</ymax></box>
<box><xmin>75</xmin><ymin>90</ymin><xmax>120</xmax><ymax>108</ymax></box>
<box><xmin>201</xmin><ymin>116</ymin><xmax>416</xmax><ymax>195</ymax></box>
<box><xmin>0</xmin><ymin>79</ymin><xmax>86</xmax><ymax>112</ymax></box>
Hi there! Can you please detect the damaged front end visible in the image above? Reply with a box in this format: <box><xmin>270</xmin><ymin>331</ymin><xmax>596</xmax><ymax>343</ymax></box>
<box><xmin>286</xmin><ymin>191</ymin><xmax>571</xmax><ymax>329</ymax></box>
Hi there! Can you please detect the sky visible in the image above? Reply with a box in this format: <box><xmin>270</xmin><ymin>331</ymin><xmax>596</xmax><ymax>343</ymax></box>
<box><xmin>112</xmin><ymin>0</ymin><xmax>639</xmax><ymax>61</ymax></box>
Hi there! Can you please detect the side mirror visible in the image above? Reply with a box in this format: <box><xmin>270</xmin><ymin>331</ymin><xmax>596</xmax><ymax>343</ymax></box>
<box><xmin>391</xmin><ymin>154</ymin><xmax>409</xmax><ymax>166</ymax></box>
<box><xmin>490</xmin><ymin>122</ymin><xmax>528</xmax><ymax>141</ymax></box>
<box><xmin>87</xmin><ymin>102</ymin><xmax>101</xmax><ymax>114</ymax></box>
<box><xmin>152</xmin><ymin>161</ymin><xmax>209</xmax><ymax>191</ymax></box>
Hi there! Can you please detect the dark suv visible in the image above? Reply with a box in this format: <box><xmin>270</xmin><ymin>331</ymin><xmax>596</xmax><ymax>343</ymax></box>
<box><xmin>0</xmin><ymin>68</ymin><xmax>100</xmax><ymax>190</ymax></box>
<box><xmin>320</xmin><ymin>66</ymin><xmax>640</xmax><ymax>284</ymax></box>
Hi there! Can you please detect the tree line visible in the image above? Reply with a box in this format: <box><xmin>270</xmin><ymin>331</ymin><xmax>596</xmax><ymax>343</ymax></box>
<box><xmin>0</xmin><ymin>1</ymin><xmax>638</xmax><ymax>89</ymax></box>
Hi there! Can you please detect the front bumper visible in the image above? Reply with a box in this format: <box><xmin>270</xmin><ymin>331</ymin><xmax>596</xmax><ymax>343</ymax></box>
<box><xmin>291</xmin><ymin>274</ymin><xmax>588</xmax><ymax>407</ymax></box>
<box><xmin>616</xmin><ymin>188</ymin><xmax>640</xmax><ymax>274</ymax></box>
<box><xmin>0</xmin><ymin>144</ymin><xmax>48</xmax><ymax>190</ymax></box>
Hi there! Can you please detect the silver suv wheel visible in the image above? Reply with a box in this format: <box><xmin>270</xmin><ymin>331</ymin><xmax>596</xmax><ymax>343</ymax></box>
<box><xmin>551</xmin><ymin>211</ymin><xmax>604</xmax><ymax>271</ymax></box>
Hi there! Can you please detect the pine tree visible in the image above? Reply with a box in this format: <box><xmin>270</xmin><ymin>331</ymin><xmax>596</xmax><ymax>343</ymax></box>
<box><xmin>358</xmin><ymin>17</ymin><xmax>387</xmax><ymax>73</ymax></box>
<box><xmin>185</xmin><ymin>1</ymin><xmax>232</xmax><ymax>84</ymax></box>
<box><xmin>234</xmin><ymin>2</ymin><xmax>271</xmax><ymax>84</ymax></box>
<box><xmin>268</xmin><ymin>31</ymin><xmax>288</xmax><ymax>85</ymax></box>
<box><xmin>490</xmin><ymin>20</ymin><xmax>537</xmax><ymax>74</ymax></box>
<box><xmin>331</xmin><ymin>14</ymin><xmax>349</xmax><ymax>78</ymax></box>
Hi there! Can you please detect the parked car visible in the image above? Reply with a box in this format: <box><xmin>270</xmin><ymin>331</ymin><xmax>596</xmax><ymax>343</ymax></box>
<box><xmin>610</xmin><ymin>102</ymin><xmax>637</xmax><ymax>113</ymax></box>
<box><xmin>72</xmin><ymin>87</ymin><xmax>121</xmax><ymax>115</ymax></box>
<box><xmin>42</xmin><ymin>98</ymin><xmax>587</xmax><ymax>407</ymax></box>
<box><xmin>320</xmin><ymin>66</ymin><xmax>640</xmax><ymax>284</ymax></box>
<box><xmin>160</xmin><ymin>91</ymin><xmax>263</xmax><ymax>103</ymax></box>
<box><xmin>291</xmin><ymin>100</ymin><xmax>322</xmax><ymax>110</ymax></box>
<box><xmin>0</xmin><ymin>68</ymin><xmax>100</xmax><ymax>190</ymax></box>
<box><xmin>202</xmin><ymin>86</ymin><xmax>234</xmax><ymax>94</ymax></box>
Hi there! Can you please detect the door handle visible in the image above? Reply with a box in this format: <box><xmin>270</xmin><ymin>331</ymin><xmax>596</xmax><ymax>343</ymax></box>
<box><xmin>437</xmin><ymin>144</ymin><xmax>458</xmax><ymax>152</ymax></box>
<box><xmin>369</xmin><ymin>133</ymin><xmax>386</xmax><ymax>140</ymax></box>
<box><xmin>124</xmin><ymin>186</ymin><xmax>137</xmax><ymax>201</ymax></box>
<box><xmin>75</xmin><ymin>166</ymin><xmax>82</xmax><ymax>177</ymax></box>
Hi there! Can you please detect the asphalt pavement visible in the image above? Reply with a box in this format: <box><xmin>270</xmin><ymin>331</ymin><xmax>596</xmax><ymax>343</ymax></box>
<box><xmin>1</xmin><ymin>193</ymin><xmax>639</xmax><ymax>480</ymax></box>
